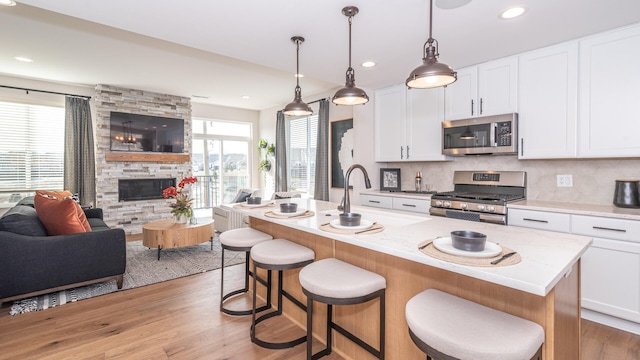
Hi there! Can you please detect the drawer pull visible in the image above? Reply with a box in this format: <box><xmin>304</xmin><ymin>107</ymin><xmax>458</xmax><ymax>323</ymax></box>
<box><xmin>402</xmin><ymin>204</ymin><xmax>417</xmax><ymax>207</ymax></box>
<box><xmin>368</xmin><ymin>200</ymin><xmax>381</xmax><ymax>204</ymax></box>
<box><xmin>523</xmin><ymin>218</ymin><xmax>549</xmax><ymax>224</ymax></box>
<box><xmin>593</xmin><ymin>226</ymin><xmax>627</xmax><ymax>233</ymax></box>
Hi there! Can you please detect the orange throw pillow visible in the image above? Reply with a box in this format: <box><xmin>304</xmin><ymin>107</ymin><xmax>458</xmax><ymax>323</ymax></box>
<box><xmin>34</xmin><ymin>195</ymin><xmax>92</xmax><ymax>235</ymax></box>
<box><xmin>36</xmin><ymin>190</ymin><xmax>74</xmax><ymax>199</ymax></box>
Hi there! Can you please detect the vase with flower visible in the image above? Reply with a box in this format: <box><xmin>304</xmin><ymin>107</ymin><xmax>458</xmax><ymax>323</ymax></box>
<box><xmin>163</xmin><ymin>176</ymin><xmax>198</xmax><ymax>224</ymax></box>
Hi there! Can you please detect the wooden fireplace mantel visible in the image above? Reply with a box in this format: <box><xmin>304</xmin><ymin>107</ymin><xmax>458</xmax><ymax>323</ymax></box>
<box><xmin>105</xmin><ymin>152</ymin><xmax>190</xmax><ymax>163</ymax></box>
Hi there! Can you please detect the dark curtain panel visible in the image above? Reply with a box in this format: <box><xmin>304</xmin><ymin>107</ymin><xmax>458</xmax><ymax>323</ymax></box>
<box><xmin>314</xmin><ymin>99</ymin><xmax>330</xmax><ymax>200</ymax></box>
<box><xmin>275</xmin><ymin>110</ymin><xmax>288</xmax><ymax>192</ymax></box>
<box><xmin>64</xmin><ymin>97</ymin><xmax>96</xmax><ymax>207</ymax></box>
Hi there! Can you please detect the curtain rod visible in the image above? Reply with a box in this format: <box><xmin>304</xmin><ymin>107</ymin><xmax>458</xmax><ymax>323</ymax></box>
<box><xmin>0</xmin><ymin>85</ymin><xmax>92</xmax><ymax>100</ymax></box>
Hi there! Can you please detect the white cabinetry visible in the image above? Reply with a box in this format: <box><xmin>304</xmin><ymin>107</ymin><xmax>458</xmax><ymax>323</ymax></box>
<box><xmin>518</xmin><ymin>42</ymin><xmax>578</xmax><ymax>159</ymax></box>
<box><xmin>507</xmin><ymin>208</ymin><xmax>571</xmax><ymax>233</ymax></box>
<box><xmin>572</xmin><ymin>215</ymin><xmax>640</xmax><ymax>325</ymax></box>
<box><xmin>579</xmin><ymin>25</ymin><xmax>640</xmax><ymax>157</ymax></box>
<box><xmin>361</xmin><ymin>193</ymin><xmax>430</xmax><ymax>214</ymax></box>
<box><xmin>360</xmin><ymin>194</ymin><xmax>393</xmax><ymax>209</ymax></box>
<box><xmin>445</xmin><ymin>57</ymin><xmax>518</xmax><ymax>120</ymax></box>
<box><xmin>374</xmin><ymin>85</ymin><xmax>448</xmax><ymax>162</ymax></box>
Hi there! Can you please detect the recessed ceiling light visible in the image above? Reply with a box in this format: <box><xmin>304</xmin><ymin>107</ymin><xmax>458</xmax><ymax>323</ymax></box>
<box><xmin>14</xmin><ymin>56</ymin><xmax>34</xmax><ymax>63</ymax></box>
<box><xmin>500</xmin><ymin>6</ymin><xmax>526</xmax><ymax>20</ymax></box>
<box><xmin>0</xmin><ymin>0</ymin><xmax>17</xmax><ymax>7</ymax></box>
<box><xmin>241</xmin><ymin>95</ymin><xmax>250</xmax><ymax>99</ymax></box>
<box><xmin>361</xmin><ymin>61</ymin><xmax>376</xmax><ymax>68</ymax></box>
<box><xmin>294</xmin><ymin>73</ymin><xmax>304</xmax><ymax>78</ymax></box>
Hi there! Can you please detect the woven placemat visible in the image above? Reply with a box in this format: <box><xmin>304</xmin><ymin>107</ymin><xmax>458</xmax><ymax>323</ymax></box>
<box><xmin>417</xmin><ymin>238</ymin><xmax>521</xmax><ymax>267</ymax></box>
<box><xmin>319</xmin><ymin>222</ymin><xmax>385</xmax><ymax>235</ymax></box>
<box><xmin>234</xmin><ymin>202</ymin><xmax>276</xmax><ymax>209</ymax></box>
<box><xmin>264</xmin><ymin>210</ymin><xmax>315</xmax><ymax>219</ymax></box>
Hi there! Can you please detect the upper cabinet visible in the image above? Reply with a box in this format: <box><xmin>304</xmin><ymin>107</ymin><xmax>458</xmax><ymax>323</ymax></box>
<box><xmin>518</xmin><ymin>42</ymin><xmax>578</xmax><ymax>159</ymax></box>
<box><xmin>374</xmin><ymin>84</ymin><xmax>449</xmax><ymax>162</ymax></box>
<box><xmin>578</xmin><ymin>25</ymin><xmax>640</xmax><ymax>157</ymax></box>
<box><xmin>445</xmin><ymin>57</ymin><xmax>518</xmax><ymax>120</ymax></box>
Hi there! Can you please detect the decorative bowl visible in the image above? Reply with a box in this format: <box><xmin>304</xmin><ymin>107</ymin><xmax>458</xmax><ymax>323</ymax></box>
<box><xmin>279</xmin><ymin>202</ymin><xmax>298</xmax><ymax>213</ymax></box>
<box><xmin>450</xmin><ymin>230</ymin><xmax>487</xmax><ymax>252</ymax></box>
<box><xmin>247</xmin><ymin>196</ymin><xmax>262</xmax><ymax>205</ymax></box>
<box><xmin>339</xmin><ymin>213</ymin><xmax>362</xmax><ymax>227</ymax></box>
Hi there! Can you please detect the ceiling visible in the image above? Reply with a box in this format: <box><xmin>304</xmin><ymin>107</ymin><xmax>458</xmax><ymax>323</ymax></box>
<box><xmin>2</xmin><ymin>0</ymin><xmax>640</xmax><ymax>111</ymax></box>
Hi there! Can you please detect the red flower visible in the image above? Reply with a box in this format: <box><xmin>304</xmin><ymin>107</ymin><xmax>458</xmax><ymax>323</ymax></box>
<box><xmin>163</xmin><ymin>177</ymin><xmax>198</xmax><ymax>218</ymax></box>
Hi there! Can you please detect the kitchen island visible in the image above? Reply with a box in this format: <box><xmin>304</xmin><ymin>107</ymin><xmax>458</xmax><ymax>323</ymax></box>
<box><xmin>229</xmin><ymin>198</ymin><xmax>592</xmax><ymax>359</ymax></box>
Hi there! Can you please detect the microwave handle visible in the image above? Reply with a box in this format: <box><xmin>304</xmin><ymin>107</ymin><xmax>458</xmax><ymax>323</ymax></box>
<box><xmin>491</xmin><ymin>123</ymin><xmax>497</xmax><ymax>146</ymax></box>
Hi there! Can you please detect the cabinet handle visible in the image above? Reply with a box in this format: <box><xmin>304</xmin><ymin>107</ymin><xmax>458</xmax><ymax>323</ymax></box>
<box><xmin>471</xmin><ymin>99</ymin><xmax>474</xmax><ymax>116</ymax></box>
<box><xmin>368</xmin><ymin>200</ymin><xmax>381</xmax><ymax>204</ymax></box>
<box><xmin>523</xmin><ymin>218</ymin><xmax>549</xmax><ymax>223</ymax></box>
<box><xmin>520</xmin><ymin>138</ymin><xmax>524</xmax><ymax>157</ymax></box>
<box><xmin>480</xmin><ymin>98</ymin><xmax>484</xmax><ymax>115</ymax></box>
<box><xmin>407</xmin><ymin>145</ymin><xmax>411</xmax><ymax>159</ymax></box>
<box><xmin>593</xmin><ymin>226</ymin><xmax>627</xmax><ymax>233</ymax></box>
<box><xmin>402</xmin><ymin>203</ymin><xmax>417</xmax><ymax>207</ymax></box>
<box><xmin>401</xmin><ymin>146</ymin><xmax>404</xmax><ymax>160</ymax></box>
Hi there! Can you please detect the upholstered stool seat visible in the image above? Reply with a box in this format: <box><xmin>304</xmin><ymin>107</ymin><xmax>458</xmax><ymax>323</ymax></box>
<box><xmin>405</xmin><ymin>289</ymin><xmax>544</xmax><ymax>360</ymax></box>
<box><xmin>299</xmin><ymin>258</ymin><xmax>386</xmax><ymax>360</ymax></box>
<box><xmin>250</xmin><ymin>239</ymin><xmax>315</xmax><ymax>349</ymax></box>
<box><xmin>219</xmin><ymin>227</ymin><xmax>273</xmax><ymax>316</ymax></box>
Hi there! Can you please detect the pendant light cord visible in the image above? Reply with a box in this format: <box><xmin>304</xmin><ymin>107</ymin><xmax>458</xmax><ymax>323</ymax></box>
<box><xmin>348</xmin><ymin>15</ymin><xmax>353</xmax><ymax>70</ymax></box>
<box><xmin>295</xmin><ymin>39</ymin><xmax>301</xmax><ymax>88</ymax></box>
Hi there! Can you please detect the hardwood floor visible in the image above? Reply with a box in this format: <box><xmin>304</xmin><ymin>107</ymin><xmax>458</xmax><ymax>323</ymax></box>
<box><xmin>1</xmin><ymin>265</ymin><xmax>639</xmax><ymax>360</ymax></box>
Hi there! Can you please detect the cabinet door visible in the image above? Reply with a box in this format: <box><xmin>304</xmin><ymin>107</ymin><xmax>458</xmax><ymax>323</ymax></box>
<box><xmin>579</xmin><ymin>25</ymin><xmax>640</xmax><ymax>157</ymax></box>
<box><xmin>406</xmin><ymin>87</ymin><xmax>449</xmax><ymax>161</ymax></box>
<box><xmin>374</xmin><ymin>85</ymin><xmax>406</xmax><ymax>161</ymax></box>
<box><xmin>361</xmin><ymin>194</ymin><xmax>393</xmax><ymax>209</ymax></box>
<box><xmin>478</xmin><ymin>56</ymin><xmax>518</xmax><ymax>117</ymax></box>
<box><xmin>581</xmin><ymin>237</ymin><xmax>640</xmax><ymax>323</ymax></box>
<box><xmin>444</xmin><ymin>66</ymin><xmax>477</xmax><ymax>120</ymax></box>
<box><xmin>391</xmin><ymin>197</ymin><xmax>430</xmax><ymax>214</ymax></box>
<box><xmin>518</xmin><ymin>42</ymin><xmax>578</xmax><ymax>159</ymax></box>
<box><xmin>507</xmin><ymin>208</ymin><xmax>571</xmax><ymax>233</ymax></box>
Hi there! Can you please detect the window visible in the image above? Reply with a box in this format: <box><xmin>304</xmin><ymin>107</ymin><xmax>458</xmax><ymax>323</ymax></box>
<box><xmin>287</xmin><ymin>115</ymin><xmax>317</xmax><ymax>197</ymax></box>
<box><xmin>0</xmin><ymin>101</ymin><xmax>64</xmax><ymax>194</ymax></box>
<box><xmin>192</xmin><ymin>119</ymin><xmax>252</xmax><ymax>207</ymax></box>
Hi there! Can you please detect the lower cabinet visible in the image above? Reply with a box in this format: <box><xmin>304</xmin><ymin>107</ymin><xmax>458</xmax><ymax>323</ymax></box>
<box><xmin>361</xmin><ymin>194</ymin><xmax>430</xmax><ymax>214</ymax></box>
<box><xmin>509</xmin><ymin>208</ymin><xmax>640</xmax><ymax>333</ymax></box>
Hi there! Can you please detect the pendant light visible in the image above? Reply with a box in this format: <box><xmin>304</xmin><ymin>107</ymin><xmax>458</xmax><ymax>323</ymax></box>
<box><xmin>406</xmin><ymin>0</ymin><xmax>457</xmax><ymax>89</ymax></box>
<box><xmin>332</xmin><ymin>6</ymin><xmax>369</xmax><ymax>106</ymax></box>
<box><xmin>459</xmin><ymin>126</ymin><xmax>475</xmax><ymax>140</ymax></box>
<box><xmin>283</xmin><ymin>36</ymin><xmax>313</xmax><ymax>116</ymax></box>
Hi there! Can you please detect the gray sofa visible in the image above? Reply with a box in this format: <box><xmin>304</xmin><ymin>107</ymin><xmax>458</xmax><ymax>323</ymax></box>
<box><xmin>0</xmin><ymin>197</ymin><xmax>126</xmax><ymax>303</ymax></box>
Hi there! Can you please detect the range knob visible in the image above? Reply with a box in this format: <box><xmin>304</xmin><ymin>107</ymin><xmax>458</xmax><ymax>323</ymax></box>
<box><xmin>460</xmin><ymin>203</ymin><xmax>468</xmax><ymax>209</ymax></box>
<box><xmin>435</xmin><ymin>200</ymin><xmax>444</xmax><ymax>206</ymax></box>
<box><xmin>488</xmin><ymin>206</ymin><xmax>496</xmax><ymax>212</ymax></box>
<box><xmin>477</xmin><ymin>204</ymin><xmax>486</xmax><ymax>211</ymax></box>
<box><xmin>444</xmin><ymin>201</ymin><xmax>452</xmax><ymax>208</ymax></box>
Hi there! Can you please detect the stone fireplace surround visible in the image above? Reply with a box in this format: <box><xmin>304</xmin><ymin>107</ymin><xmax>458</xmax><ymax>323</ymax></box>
<box><xmin>94</xmin><ymin>84</ymin><xmax>192</xmax><ymax>234</ymax></box>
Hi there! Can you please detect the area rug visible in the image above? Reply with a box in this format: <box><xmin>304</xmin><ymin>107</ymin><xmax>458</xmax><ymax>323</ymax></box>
<box><xmin>10</xmin><ymin>236</ymin><xmax>244</xmax><ymax>315</ymax></box>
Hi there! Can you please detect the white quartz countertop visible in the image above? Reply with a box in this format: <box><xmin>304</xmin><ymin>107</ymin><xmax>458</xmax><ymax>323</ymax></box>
<box><xmin>226</xmin><ymin>199</ymin><xmax>592</xmax><ymax>297</ymax></box>
<box><xmin>509</xmin><ymin>200</ymin><xmax>640</xmax><ymax>221</ymax></box>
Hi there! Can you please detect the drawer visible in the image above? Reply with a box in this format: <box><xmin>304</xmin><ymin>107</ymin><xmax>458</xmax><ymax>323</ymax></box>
<box><xmin>361</xmin><ymin>194</ymin><xmax>392</xmax><ymax>209</ymax></box>
<box><xmin>392</xmin><ymin>197</ymin><xmax>430</xmax><ymax>214</ymax></box>
<box><xmin>507</xmin><ymin>208</ymin><xmax>571</xmax><ymax>233</ymax></box>
<box><xmin>572</xmin><ymin>214</ymin><xmax>640</xmax><ymax>242</ymax></box>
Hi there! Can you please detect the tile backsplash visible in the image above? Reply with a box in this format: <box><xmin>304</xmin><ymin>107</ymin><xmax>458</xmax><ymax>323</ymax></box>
<box><xmin>391</xmin><ymin>156</ymin><xmax>640</xmax><ymax>206</ymax></box>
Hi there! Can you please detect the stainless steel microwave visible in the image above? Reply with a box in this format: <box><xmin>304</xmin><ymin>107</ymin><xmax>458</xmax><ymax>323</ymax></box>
<box><xmin>442</xmin><ymin>113</ymin><xmax>518</xmax><ymax>156</ymax></box>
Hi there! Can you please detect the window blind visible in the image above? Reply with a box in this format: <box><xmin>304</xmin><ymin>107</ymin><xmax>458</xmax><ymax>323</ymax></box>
<box><xmin>0</xmin><ymin>101</ymin><xmax>64</xmax><ymax>192</ymax></box>
<box><xmin>287</xmin><ymin>115</ymin><xmax>317</xmax><ymax>196</ymax></box>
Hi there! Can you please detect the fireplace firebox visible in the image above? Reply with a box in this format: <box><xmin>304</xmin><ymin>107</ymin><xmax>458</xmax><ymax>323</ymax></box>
<box><xmin>118</xmin><ymin>178</ymin><xmax>176</xmax><ymax>202</ymax></box>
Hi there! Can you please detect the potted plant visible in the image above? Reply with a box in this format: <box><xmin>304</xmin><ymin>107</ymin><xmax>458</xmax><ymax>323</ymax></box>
<box><xmin>258</xmin><ymin>139</ymin><xmax>275</xmax><ymax>173</ymax></box>
<box><xmin>259</xmin><ymin>159</ymin><xmax>272</xmax><ymax>172</ymax></box>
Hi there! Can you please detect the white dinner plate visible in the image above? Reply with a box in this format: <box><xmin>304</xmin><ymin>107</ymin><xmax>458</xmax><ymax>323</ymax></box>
<box><xmin>240</xmin><ymin>201</ymin><xmax>274</xmax><ymax>208</ymax></box>
<box><xmin>329</xmin><ymin>219</ymin><xmax>374</xmax><ymax>231</ymax></box>
<box><xmin>432</xmin><ymin>237</ymin><xmax>502</xmax><ymax>258</ymax></box>
<box><xmin>271</xmin><ymin>208</ymin><xmax>307</xmax><ymax>217</ymax></box>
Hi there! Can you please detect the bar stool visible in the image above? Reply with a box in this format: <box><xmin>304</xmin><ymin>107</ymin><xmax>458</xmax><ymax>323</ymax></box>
<box><xmin>299</xmin><ymin>258</ymin><xmax>386</xmax><ymax>360</ymax></box>
<box><xmin>250</xmin><ymin>239</ymin><xmax>315</xmax><ymax>349</ymax></box>
<box><xmin>405</xmin><ymin>289</ymin><xmax>544</xmax><ymax>360</ymax></box>
<box><xmin>219</xmin><ymin>227</ymin><xmax>273</xmax><ymax>316</ymax></box>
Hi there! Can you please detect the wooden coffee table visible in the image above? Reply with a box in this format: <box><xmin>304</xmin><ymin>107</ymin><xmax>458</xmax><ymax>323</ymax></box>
<box><xmin>142</xmin><ymin>218</ymin><xmax>215</xmax><ymax>260</ymax></box>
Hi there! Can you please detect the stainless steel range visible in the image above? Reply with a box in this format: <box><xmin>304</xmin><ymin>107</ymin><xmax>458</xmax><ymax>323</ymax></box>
<box><xmin>430</xmin><ymin>170</ymin><xmax>526</xmax><ymax>225</ymax></box>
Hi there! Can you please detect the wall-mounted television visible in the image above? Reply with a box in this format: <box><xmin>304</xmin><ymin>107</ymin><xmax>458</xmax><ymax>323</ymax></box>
<box><xmin>109</xmin><ymin>111</ymin><xmax>184</xmax><ymax>153</ymax></box>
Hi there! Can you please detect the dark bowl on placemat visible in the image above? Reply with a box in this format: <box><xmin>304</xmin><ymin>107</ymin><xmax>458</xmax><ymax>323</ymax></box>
<box><xmin>451</xmin><ymin>230</ymin><xmax>487</xmax><ymax>252</ymax></box>
<box><xmin>279</xmin><ymin>202</ymin><xmax>298</xmax><ymax>213</ymax></box>
<box><xmin>247</xmin><ymin>196</ymin><xmax>262</xmax><ymax>205</ymax></box>
<box><xmin>339</xmin><ymin>213</ymin><xmax>362</xmax><ymax>226</ymax></box>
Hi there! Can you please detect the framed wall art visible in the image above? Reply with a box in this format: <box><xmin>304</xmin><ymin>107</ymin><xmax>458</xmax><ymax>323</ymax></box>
<box><xmin>380</xmin><ymin>168</ymin><xmax>401</xmax><ymax>191</ymax></box>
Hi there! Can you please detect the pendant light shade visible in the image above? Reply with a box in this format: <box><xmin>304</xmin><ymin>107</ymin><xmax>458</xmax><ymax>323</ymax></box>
<box><xmin>406</xmin><ymin>0</ymin><xmax>457</xmax><ymax>89</ymax></box>
<box><xmin>332</xmin><ymin>6</ymin><xmax>369</xmax><ymax>106</ymax></box>
<box><xmin>283</xmin><ymin>36</ymin><xmax>313</xmax><ymax>116</ymax></box>
<box><xmin>459</xmin><ymin>126</ymin><xmax>475</xmax><ymax>140</ymax></box>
